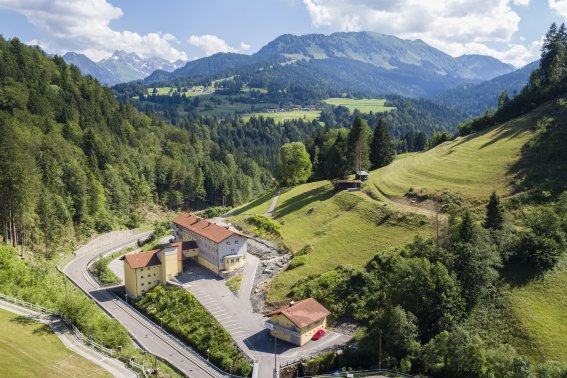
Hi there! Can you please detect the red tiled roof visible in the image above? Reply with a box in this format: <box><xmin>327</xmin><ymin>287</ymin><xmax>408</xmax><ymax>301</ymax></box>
<box><xmin>268</xmin><ymin>298</ymin><xmax>331</xmax><ymax>329</ymax></box>
<box><xmin>122</xmin><ymin>250</ymin><xmax>161</xmax><ymax>269</ymax></box>
<box><xmin>173</xmin><ymin>213</ymin><xmax>241</xmax><ymax>243</ymax></box>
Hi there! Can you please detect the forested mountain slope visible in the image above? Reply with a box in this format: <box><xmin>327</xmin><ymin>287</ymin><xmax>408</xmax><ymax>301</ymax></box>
<box><xmin>145</xmin><ymin>31</ymin><xmax>514</xmax><ymax>98</ymax></box>
<box><xmin>0</xmin><ymin>37</ymin><xmax>271</xmax><ymax>255</ymax></box>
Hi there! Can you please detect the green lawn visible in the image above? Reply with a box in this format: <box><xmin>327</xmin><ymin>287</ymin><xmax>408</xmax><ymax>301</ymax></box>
<box><xmin>0</xmin><ymin>309</ymin><xmax>111</xmax><ymax>378</ymax></box>
<box><xmin>241</xmin><ymin>110</ymin><xmax>321</xmax><ymax>123</ymax></box>
<box><xmin>504</xmin><ymin>257</ymin><xmax>567</xmax><ymax>363</ymax></box>
<box><xmin>370</xmin><ymin>101</ymin><xmax>553</xmax><ymax>200</ymax></box>
<box><xmin>230</xmin><ymin>190</ymin><xmax>277</xmax><ymax>216</ymax></box>
<box><xmin>323</xmin><ymin>98</ymin><xmax>396</xmax><ymax>113</ymax></box>
<box><xmin>236</xmin><ymin>181</ymin><xmax>431</xmax><ymax>303</ymax></box>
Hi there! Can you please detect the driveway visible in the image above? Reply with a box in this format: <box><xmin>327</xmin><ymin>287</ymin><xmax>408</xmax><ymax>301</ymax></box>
<box><xmin>175</xmin><ymin>254</ymin><xmax>351</xmax><ymax>376</ymax></box>
<box><xmin>63</xmin><ymin>230</ymin><xmax>225</xmax><ymax>378</ymax></box>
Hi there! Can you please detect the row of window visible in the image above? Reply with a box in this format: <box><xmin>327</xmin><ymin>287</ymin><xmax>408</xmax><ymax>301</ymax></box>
<box><xmin>140</xmin><ymin>280</ymin><xmax>159</xmax><ymax>287</ymax></box>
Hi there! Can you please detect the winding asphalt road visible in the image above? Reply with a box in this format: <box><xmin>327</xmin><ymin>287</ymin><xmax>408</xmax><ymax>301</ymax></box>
<box><xmin>62</xmin><ymin>230</ymin><xmax>227</xmax><ymax>378</ymax></box>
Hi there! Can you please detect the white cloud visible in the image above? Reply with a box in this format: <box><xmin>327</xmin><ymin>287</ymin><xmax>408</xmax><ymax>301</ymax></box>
<box><xmin>549</xmin><ymin>0</ymin><xmax>567</xmax><ymax>19</ymax></box>
<box><xmin>188</xmin><ymin>34</ymin><xmax>251</xmax><ymax>56</ymax></box>
<box><xmin>0</xmin><ymin>0</ymin><xmax>187</xmax><ymax>62</ymax></box>
<box><xmin>302</xmin><ymin>0</ymin><xmax>540</xmax><ymax>66</ymax></box>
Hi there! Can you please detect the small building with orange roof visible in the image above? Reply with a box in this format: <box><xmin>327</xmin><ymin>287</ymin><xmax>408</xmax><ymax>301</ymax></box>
<box><xmin>267</xmin><ymin>298</ymin><xmax>331</xmax><ymax>346</ymax></box>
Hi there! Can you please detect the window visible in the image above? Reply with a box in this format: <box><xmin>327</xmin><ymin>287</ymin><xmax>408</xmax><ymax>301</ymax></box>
<box><xmin>140</xmin><ymin>268</ymin><xmax>144</xmax><ymax>271</ymax></box>
<box><xmin>235</xmin><ymin>240</ymin><xmax>239</xmax><ymax>244</ymax></box>
<box><xmin>226</xmin><ymin>241</ymin><xmax>230</xmax><ymax>245</ymax></box>
<box><xmin>141</xmin><ymin>283</ymin><xmax>144</xmax><ymax>286</ymax></box>
<box><xmin>231</xmin><ymin>248</ymin><xmax>234</xmax><ymax>253</ymax></box>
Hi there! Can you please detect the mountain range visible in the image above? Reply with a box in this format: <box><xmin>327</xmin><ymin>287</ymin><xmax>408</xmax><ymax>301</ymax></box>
<box><xmin>63</xmin><ymin>50</ymin><xmax>185</xmax><ymax>86</ymax></box>
<box><xmin>144</xmin><ymin>32</ymin><xmax>516</xmax><ymax>98</ymax></box>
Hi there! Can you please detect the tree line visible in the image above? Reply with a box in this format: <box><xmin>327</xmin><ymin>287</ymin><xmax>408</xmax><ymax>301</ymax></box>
<box><xmin>290</xmin><ymin>191</ymin><xmax>567</xmax><ymax>376</ymax></box>
<box><xmin>0</xmin><ymin>36</ymin><xmax>272</xmax><ymax>256</ymax></box>
<box><xmin>276</xmin><ymin>116</ymin><xmax>395</xmax><ymax>185</ymax></box>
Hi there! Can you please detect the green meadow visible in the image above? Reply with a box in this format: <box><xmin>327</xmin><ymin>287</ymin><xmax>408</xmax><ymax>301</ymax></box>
<box><xmin>323</xmin><ymin>98</ymin><xmax>396</xmax><ymax>113</ymax></box>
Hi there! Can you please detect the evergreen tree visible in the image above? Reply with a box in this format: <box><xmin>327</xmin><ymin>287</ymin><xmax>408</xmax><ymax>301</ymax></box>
<box><xmin>458</xmin><ymin>209</ymin><xmax>475</xmax><ymax>244</ymax></box>
<box><xmin>370</xmin><ymin>118</ymin><xmax>395</xmax><ymax>169</ymax></box>
<box><xmin>347</xmin><ymin>116</ymin><xmax>371</xmax><ymax>173</ymax></box>
<box><xmin>327</xmin><ymin>131</ymin><xmax>349</xmax><ymax>179</ymax></box>
<box><xmin>484</xmin><ymin>191</ymin><xmax>504</xmax><ymax>230</ymax></box>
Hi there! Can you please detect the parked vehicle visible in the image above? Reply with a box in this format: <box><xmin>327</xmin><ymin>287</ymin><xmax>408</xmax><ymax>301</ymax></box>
<box><xmin>312</xmin><ymin>329</ymin><xmax>326</xmax><ymax>340</ymax></box>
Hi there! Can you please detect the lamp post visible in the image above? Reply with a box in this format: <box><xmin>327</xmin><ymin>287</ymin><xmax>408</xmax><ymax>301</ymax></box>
<box><xmin>273</xmin><ymin>333</ymin><xmax>277</xmax><ymax>378</ymax></box>
<box><xmin>207</xmin><ymin>349</ymin><xmax>210</xmax><ymax>361</ymax></box>
<box><xmin>378</xmin><ymin>328</ymin><xmax>382</xmax><ymax>370</ymax></box>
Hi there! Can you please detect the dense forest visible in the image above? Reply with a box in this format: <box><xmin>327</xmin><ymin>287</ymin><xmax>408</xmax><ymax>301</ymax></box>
<box><xmin>0</xmin><ymin>36</ymin><xmax>272</xmax><ymax>255</ymax></box>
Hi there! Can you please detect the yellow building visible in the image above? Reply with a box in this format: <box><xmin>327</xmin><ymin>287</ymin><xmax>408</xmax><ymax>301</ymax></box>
<box><xmin>267</xmin><ymin>298</ymin><xmax>331</xmax><ymax>346</ymax></box>
<box><xmin>172</xmin><ymin>213</ymin><xmax>248</xmax><ymax>276</ymax></box>
<box><xmin>122</xmin><ymin>242</ymin><xmax>185</xmax><ymax>299</ymax></box>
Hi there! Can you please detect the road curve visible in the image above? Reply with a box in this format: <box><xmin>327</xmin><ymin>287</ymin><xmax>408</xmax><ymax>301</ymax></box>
<box><xmin>62</xmin><ymin>230</ymin><xmax>225</xmax><ymax>378</ymax></box>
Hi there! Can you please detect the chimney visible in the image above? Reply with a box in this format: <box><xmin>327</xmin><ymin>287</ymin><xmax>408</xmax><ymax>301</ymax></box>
<box><xmin>289</xmin><ymin>301</ymin><xmax>295</xmax><ymax>307</ymax></box>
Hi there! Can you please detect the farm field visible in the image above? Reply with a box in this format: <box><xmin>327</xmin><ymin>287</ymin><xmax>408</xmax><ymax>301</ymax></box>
<box><xmin>241</xmin><ymin>110</ymin><xmax>321</xmax><ymax>123</ymax></box>
<box><xmin>230</xmin><ymin>181</ymin><xmax>432</xmax><ymax>303</ymax></box>
<box><xmin>323</xmin><ymin>97</ymin><xmax>396</xmax><ymax>113</ymax></box>
<box><xmin>0</xmin><ymin>309</ymin><xmax>111</xmax><ymax>378</ymax></box>
<box><xmin>370</xmin><ymin>101</ymin><xmax>553</xmax><ymax>200</ymax></box>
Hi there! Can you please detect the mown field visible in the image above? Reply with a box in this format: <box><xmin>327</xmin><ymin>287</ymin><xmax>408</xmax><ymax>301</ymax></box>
<box><xmin>230</xmin><ymin>181</ymin><xmax>432</xmax><ymax>303</ymax></box>
<box><xmin>505</xmin><ymin>256</ymin><xmax>567</xmax><ymax>363</ymax></box>
<box><xmin>323</xmin><ymin>98</ymin><xmax>396</xmax><ymax>113</ymax></box>
<box><xmin>241</xmin><ymin>110</ymin><xmax>321</xmax><ymax>123</ymax></box>
<box><xmin>0</xmin><ymin>309</ymin><xmax>111</xmax><ymax>378</ymax></box>
<box><xmin>370</xmin><ymin>101</ymin><xmax>553</xmax><ymax>199</ymax></box>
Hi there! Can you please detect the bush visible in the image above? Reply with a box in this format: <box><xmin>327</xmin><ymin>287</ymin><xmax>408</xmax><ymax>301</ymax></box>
<box><xmin>287</xmin><ymin>255</ymin><xmax>307</xmax><ymax>270</ymax></box>
<box><xmin>296</xmin><ymin>245</ymin><xmax>313</xmax><ymax>256</ymax></box>
<box><xmin>135</xmin><ymin>286</ymin><xmax>252</xmax><ymax>376</ymax></box>
<box><xmin>0</xmin><ymin>245</ymin><xmax>130</xmax><ymax>348</ymax></box>
<box><xmin>199</xmin><ymin>206</ymin><xmax>231</xmax><ymax>219</ymax></box>
<box><xmin>245</xmin><ymin>215</ymin><xmax>281</xmax><ymax>237</ymax></box>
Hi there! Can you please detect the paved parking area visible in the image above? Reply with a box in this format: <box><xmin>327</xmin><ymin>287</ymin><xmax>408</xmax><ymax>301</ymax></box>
<box><xmin>176</xmin><ymin>254</ymin><xmax>351</xmax><ymax>376</ymax></box>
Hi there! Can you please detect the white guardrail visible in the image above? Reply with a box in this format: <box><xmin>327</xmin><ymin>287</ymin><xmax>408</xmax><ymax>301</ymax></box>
<box><xmin>0</xmin><ymin>292</ymin><xmax>149</xmax><ymax>377</ymax></box>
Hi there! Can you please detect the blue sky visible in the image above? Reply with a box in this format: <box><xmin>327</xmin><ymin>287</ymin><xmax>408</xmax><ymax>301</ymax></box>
<box><xmin>0</xmin><ymin>0</ymin><xmax>564</xmax><ymax>67</ymax></box>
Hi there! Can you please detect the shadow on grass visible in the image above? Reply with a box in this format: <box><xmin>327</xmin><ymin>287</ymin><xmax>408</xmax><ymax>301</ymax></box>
<box><xmin>11</xmin><ymin>316</ymin><xmax>37</xmax><ymax>326</ymax></box>
<box><xmin>11</xmin><ymin>316</ymin><xmax>52</xmax><ymax>335</ymax></box>
<box><xmin>272</xmin><ymin>184</ymin><xmax>336</xmax><ymax>219</ymax></box>
<box><xmin>500</xmin><ymin>259</ymin><xmax>543</xmax><ymax>288</ymax></box>
<box><xmin>231</xmin><ymin>190</ymin><xmax>276</xmax><ymax>216</ymax></box>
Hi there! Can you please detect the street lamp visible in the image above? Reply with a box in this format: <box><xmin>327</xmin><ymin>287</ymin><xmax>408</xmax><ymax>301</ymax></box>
<box><xmin>207</xmin><ymin>349</ymin><xmax>210</xmax><ymax>361</ymax></box>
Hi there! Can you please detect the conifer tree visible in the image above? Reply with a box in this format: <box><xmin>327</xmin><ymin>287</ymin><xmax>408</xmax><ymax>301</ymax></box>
<box><xmin>484</xmin><ymin>191</ymin><xmax>504</xmax><ymax>230</ymax></box>
<box><xmin>347</xmin><ymin>116</ymin><xmax>371</xmax><ymax>173</ymax></box>
<box><xmin>370</xmin><ymin>118</ymin><xmax>395</xmax><ymax>169</ymax></box>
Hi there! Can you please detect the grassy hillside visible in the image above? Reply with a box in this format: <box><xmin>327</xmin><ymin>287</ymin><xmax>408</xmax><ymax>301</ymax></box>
<box><xmin>241</xmin><ymin>110</ymin><xmax>321</xmax><ymax>123</ymax></box>
<box><xmin>0</xmin><ymin>309</ymin><xmax>111</xmax><ymax>377</ymax></box>
<box><xmin>504</xmin><ymin>256</ymin><xmax>567</xmax><ymax>362</ymax></box>
<box><xmin>371</xmin><ymin>101</ymin><xmax>560</xmax><ymax>199</ymax></box>
<box><xmin>231</xmin><ymin>181</ymin><xmax>432</xmax><ymax>303</ymax></box>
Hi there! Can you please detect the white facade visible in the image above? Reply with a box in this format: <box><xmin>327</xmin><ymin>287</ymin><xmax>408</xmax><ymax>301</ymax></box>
<box><xmin>172</xmin><ymin>223</ymin><xmax>247</xmax><ymax>274</ymax></box>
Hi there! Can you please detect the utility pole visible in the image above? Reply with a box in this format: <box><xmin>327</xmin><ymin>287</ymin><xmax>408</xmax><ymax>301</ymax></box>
<box><xmin>379</xmin><ymin>328</ymin><xmax>382</xmax><ymax>369</ymax></box>
<box><xmin>273</xmin><ymin>333</ymin><xmax>277</xmax><ymax>378</ymax></box>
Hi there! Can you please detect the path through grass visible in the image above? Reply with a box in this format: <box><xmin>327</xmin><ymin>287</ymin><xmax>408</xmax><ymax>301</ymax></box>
<box><xmin>0</xmin><ymin>309</ymin><xmax>111</xmax><ymax>378</ymax></box>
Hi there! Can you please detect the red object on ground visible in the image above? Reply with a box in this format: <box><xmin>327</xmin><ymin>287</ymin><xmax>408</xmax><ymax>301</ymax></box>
<box><xmin>312</xmin><ymin>329</ymin><xmax>326</xmax><ymax>340</ymax></box>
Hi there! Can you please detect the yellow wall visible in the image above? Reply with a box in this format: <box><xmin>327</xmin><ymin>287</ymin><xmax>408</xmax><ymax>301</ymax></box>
<box><xmin>197</xmin><ymin>256</ymin><xmax>219</xmax><ymax>274</ymax></box>
<box><xmin>269</xmin><ymin>313</ymin><xmax>327</xmax><ymax>346</ymax></box>
<box><xmin>158</xmin><ymin>248</ymin><xmax>178</xmax><ymax>282</ymax></box>
<box><xmin>223</xmin><ymin>255</ymin><xmax>245</xmax><ymax>272</ymax></box>
<box><xmin>124</xmin><ymin>261</ymin><xmax>162</xmax><ymax>299</ymax></box>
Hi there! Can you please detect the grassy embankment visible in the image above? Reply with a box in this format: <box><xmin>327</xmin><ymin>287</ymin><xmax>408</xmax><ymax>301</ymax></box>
<box><xmin>322</xmin><ymin>98</ymin><xmax>396</xmax><ymax>113</ymax></box>
<box><xmin>371</xmin><ymin>99</ymin><xmax>567</xmax><ymax>363</ymax></box>
<box><xmin>230</xmin><ymin>181</ymin><xmax>431</xmax><ymax>303</ymax></box>
<box><xmin>0</xmin><ymin>309</ymin><xmax>111</xmax><ymax>378</ymax></box>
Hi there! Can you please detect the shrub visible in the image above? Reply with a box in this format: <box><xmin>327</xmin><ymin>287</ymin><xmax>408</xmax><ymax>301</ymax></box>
<box><xmin>245</xmin><ymin>215</ymin><xmax>281</xmax><ymax>237</ymax></box>
<box><xmin>135</xmin><ymin>286</ymin><xmax>252</xmax><ymax>376</ymax></box>
<box><xmin>287</xmin><ymin>255</ymin><xmax>307</xmax><ymax>270</ymax></box>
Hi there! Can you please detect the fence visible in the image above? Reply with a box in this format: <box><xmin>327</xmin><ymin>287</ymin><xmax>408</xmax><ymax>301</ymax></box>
<box><xmin>0</xmin><ymin>292</ymin><xmax>116</xmax><ymax>359</ymax></box>
<box><xmin>114</xmin><ymin>294</ymin><xmax>253</xmax><ymax>378</ymax></box>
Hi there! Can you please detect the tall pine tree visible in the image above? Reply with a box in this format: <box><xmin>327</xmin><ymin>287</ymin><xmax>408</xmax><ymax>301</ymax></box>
<box><xmin>484</xmin><ymin>191</ymin><xmax>504</xmax><ymax>230</ymax></box>
<box><xmin>370</xmin><ymin>118</ymin><xmax>395</xmax><ymax>169</ymax></box>
<box><xmin>347</xmin><ymin>116</ymin><xmax>371</xmax><ymax>174</ymax></box>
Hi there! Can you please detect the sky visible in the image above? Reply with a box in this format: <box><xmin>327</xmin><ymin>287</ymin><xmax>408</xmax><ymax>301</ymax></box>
<box><xmin>0</xmin><ymin>0</ymin><xmax>564</xmax><ymax>68</ymax></box>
